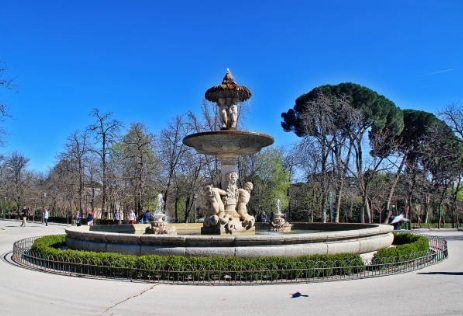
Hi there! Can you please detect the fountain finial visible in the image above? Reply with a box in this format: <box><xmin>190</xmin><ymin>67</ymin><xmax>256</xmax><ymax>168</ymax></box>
<box><xmin>222</xmin><ymin>69</ymin><xmax>235</xmax><ymax>84</ymax></box>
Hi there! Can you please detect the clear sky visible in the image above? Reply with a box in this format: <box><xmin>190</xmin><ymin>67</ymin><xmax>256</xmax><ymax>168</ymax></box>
<box><xmin>1</xmin><ymin>0</ymin><xmax>462</xmax><ymax>173</ymax></box>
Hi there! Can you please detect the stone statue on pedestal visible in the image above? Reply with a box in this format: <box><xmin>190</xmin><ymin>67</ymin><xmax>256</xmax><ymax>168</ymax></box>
<box><xmin>185</xmin><ymin>69</ymin><xmax>273</xmax><ymax>235</ymax></box>
<box><xmin>238</xmin><ymin>182</ymin><xmax>255</xmax><ymax>229</ymax></box>
<box><xmin>203</xmin><ymin>184</ymin><xmax>227</xmax><ymax>227</ymax></box>
<box><xmin>201</xmin><ymin>172</ymin><xmax>256</xmax><ymax>233</ymax></box>
<box><xmin>217</xmin><ymin>98</ymin><xmax>238</xmax><ymax>130</ymax></box>
<box><xmin>204</xmin><ymin>69</ymin><xmax>251</xmax><ymax>131</ymax></box>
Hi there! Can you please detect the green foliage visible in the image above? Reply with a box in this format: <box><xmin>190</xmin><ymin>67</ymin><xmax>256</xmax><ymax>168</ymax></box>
<box><xmin>420</xmin><ymin>120</ymin><xmax>463</xmax><ymax>184</ymax></box>
<box><xmin>373</xmin><ymin>109</ymin><xmax>440</xmax><ymax>159</ymax></box>
<box><xmin>282</xmin><ymin>82</ymin><xmax>403</xmax><ymax>137</ymax></box>
<box><xmin>372</xmin><ymin>233</ymin><xmax>429</xmax><ymax>263</ymax></box>
<box><xmin>32</xmin><ymin>235</ymin><xmax>365</xmax><ymax>281</ymax></box>
<box><xmin>249</xmin><ymin>147</ymin><xmax>290</xmax><ymax>214</ymax></box>
<box><xmin>31</xmin><ymin>234</ymin><xmax>66</xmax><ymax>253</ymax></box>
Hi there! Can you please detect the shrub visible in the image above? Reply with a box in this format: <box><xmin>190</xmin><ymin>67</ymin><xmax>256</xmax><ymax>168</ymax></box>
<box><xmin>372</xmin><ymin>233</ymin><xmax>429</xmax><ymax>264</ymax></box>
<box><xmin>31</xmin><ymin>235</ymin><xmax>365</xmax><ymax>281</ymax></box>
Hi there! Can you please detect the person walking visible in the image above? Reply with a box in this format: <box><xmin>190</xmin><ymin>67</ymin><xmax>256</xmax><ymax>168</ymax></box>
<box><xmin>261</xmin><ymin>211</ymin><xmax>267</xmax><ymax>223</ymax></box>
<box><xmin>142</xmin><ymin>210</ymin><xmax>150</xmax><ymax>224</ymax></box>
<box><xmin>43</xmin><ymin>208</ymin><xmax>49</xmax><ymax>226</ymax></box>
<box><xmin>20</xmin><ymin>207</ymin><xmax>28</xmax><ymax>227</ymax></box>
<box><xmin>87</xmin><ymin>212</ymin><xmax>94</xmax><ymax>226</ymax></box>
<box><xmin>75</xmin><ymin>211</ymin><xmax>82</xmax><ymax>226</ymax></box>
<box><xmin>128</xmin><ymin>210</ymin><xmax>136</xmax><ymax>225</ymax></box>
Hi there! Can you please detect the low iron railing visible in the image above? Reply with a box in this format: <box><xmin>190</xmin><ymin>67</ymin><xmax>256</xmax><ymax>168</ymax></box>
<box><xmin>12</xmin><ymin>235</ymin><xmax>447</xmax><ymax>285</ymax></box>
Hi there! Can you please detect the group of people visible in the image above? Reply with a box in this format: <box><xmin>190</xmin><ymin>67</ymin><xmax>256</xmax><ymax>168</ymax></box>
<box><xmin>115</xmin><ymin>210</ymin><xmax>152</xmax><ymax>224</ymax></box>
<box><xmin>18</xmin><ymin>207</ymin><xmax>152</xmax><ymax>227</ymax></box>
<box><xmin>111</xmin><ymin>210</ymin><xmax>138</xmax><ymax>224</ymax></box>
<box><xmin>18</xmin><ymin>206</ymin><xmax>49</xmax><ymax>227</ymax></box>
<box><xmin>74</xmin><ymin>211</ymin><xmax>93</xmax><ymax>226</ymax></box>
<box><xmin>70</xmin><ymin>209</ymin><xmax>149</xmax><ymax>226</ymax></box>
<box><xmin>110</xmin><ymin>210</ymin><xmax>145</xmax><ymax>224</ymax></box>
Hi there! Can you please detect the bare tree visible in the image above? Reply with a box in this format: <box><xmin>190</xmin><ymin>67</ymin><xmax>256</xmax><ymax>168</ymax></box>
<box><xmin>175</xmin><ymin>148</ymin><xmax>203</xmax><ymax>223</ymax></box>
<box><xmin>5</xmin><ymin>152</ymin><xmax>30</xmax><ymax>211</ymax></box>
<box><xmin>158</xmin><ymin>114</ymin><xmax>190</xmax><ymax>219</ymax></box>
<box><xmin>87</xmin><ymin>109</ymin><xmax>122</xmax><ymax>218</ymax></box>
<box><xmin>122</xmin><ymin>123</ymin><xmax>158</xmax><ymax>215</ymax></box>
<box><xmin>439</xmin><ymin>103</ymin><xmax>463</xmax><ymax>140</ymax></box>
<box><xmin>419</xmin><ymin>122</ymin><xmax>462</xmax><ymax>228</ymax></box>
<box><xmin>0</xmin><ymin>61</ymin><xmax>14</xmax><ymax>145</ymax></box>
<box><xmin>59</xmin><ymin>130</ymin><xmax>90</xmax><ymax>216</ymax></box>
<box><xmin>85</xmin><ymin>155</ymin><xmax>101</xmax><ymax>217</ymax></box>
<box><xmin>0</xmin><ymin>61</ymin><xmax>13</xmax><ymax>117</ymax></box>
<box><xmin>299</xmin><ymin>91</ymin><xmax>337</xmax><ymax>222</ymax></box>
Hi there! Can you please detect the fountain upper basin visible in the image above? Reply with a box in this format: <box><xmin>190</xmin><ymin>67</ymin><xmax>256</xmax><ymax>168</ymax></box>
<box><xmin>183</xmin><ymin>130</ymin><xmax>274</xmax><ymax>156</ymax></box>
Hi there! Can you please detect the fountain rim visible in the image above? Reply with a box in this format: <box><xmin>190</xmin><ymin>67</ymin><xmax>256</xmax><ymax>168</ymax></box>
<box><xmin>65</xmin><ymin>223</ymin><xmax>394</xmax><ymax>257</ymax></box>
<box><xmin>65</xmin><ymin>223</ymin><xmax>393</xmax><ymax>246</ymax></box>
<box><xmin>183</xmin><ymin>130</ymin><xmax>275</xmax><ymax>145</ymax></box>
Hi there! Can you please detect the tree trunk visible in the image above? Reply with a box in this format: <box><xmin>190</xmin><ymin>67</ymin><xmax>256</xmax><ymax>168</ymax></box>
<box><xmin>384</xmin><ymin>154</ymin><xmax>407</xmax><ymax>223</ymax></box>
<box><xmin>335</xmin><ymin>184</ymin><xmax>343</xmax><ymax>223</ymax></box>
<box><xmin>174</xmin><ymin>188</ymin><xmax>179</xmax><ymax>222</ymax></box>
<box><xmin>184</xmin><ymin>195</ymin><xmax>191</xmax><ymax>223</ymax></box>
<box><xmin>362</xmin><ymin>192</ymin><xmax>372</xmax><ymax>223</ymax></box>
<box><xmin>424</xmin><ymin>194</ymin><xmax>430</xmax><ymax>224</ymax></box>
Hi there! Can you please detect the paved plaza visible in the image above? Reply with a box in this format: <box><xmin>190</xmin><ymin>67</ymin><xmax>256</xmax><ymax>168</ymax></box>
<box><xmin>1</xmin><ymin>219</ymin><xmax>462</xmax><ymax>316</ymax></box>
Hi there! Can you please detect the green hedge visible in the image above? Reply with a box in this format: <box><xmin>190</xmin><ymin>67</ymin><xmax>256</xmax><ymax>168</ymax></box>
<box><xmin>372</xmin><ymin>233</ymin><xmax>429</xmax><ymax>264</ymax></box>
<box><xmin>31</xmin><ymin>235</ymin><xmax>365</xmax><ymax>281</ymax></box>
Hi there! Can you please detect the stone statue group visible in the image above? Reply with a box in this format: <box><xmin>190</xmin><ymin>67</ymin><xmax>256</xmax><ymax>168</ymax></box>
<box><xmin>202</xmin><ymin>171</ymin><xmax>255</xmax><ymax>232</ymax></box>
<box><xmin>218</xmin><ymin>97</ymin><xmax>238</xmax><ymax>130</ymax></box>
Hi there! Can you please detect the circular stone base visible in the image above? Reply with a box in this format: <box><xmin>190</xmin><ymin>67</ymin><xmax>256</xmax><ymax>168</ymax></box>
<box><xmin>65</xmin><ymin>223</ymin><xmax>394</xmax><ymax>258</ymax></box>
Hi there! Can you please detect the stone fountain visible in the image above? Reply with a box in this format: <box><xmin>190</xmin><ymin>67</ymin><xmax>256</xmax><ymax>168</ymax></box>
<box><xmin>269</xmin><ymin>199</ymin><xmax>292</xmax><ymax>233</ymax></box>
<box><xmin>183</xmin><ymin>70</ymin><xmax>274</xmax><ymax>234</ymax></box>
<box><xmin>145</xmin><ymin>193</ymin><xmax>177</xmax><ymax>235</ymax></box>
<box><xmin>65</xmin><ymin>70</ymin><xmax>395</xmax><ymax>257</ymax></box>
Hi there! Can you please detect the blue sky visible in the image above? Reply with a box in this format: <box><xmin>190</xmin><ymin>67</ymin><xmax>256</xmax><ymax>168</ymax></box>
<box><xmin>1</xmin><ymin>0</ymin><xmax>462</xmax><ymax>172</ymax></box>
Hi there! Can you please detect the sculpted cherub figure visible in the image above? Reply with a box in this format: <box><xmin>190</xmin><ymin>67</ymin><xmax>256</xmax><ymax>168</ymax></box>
<box><xmin>228</xmin><ymin>100</ymin><xmax>238</xmax><ymax>129</ymax></box>
<box><xmin>224</xmin><ymin>171</ymin><xmax>239</xmax><ymax>202</ymax></box>
<box><xmin>217</xmin><ymin>98</ymin><xmax>238</xmax><ymax>130</ymax></box>
<box><xmin>203</xmin><ymin>184</ymin><xmax>227</xmax><ymax>227</ymax></box>
<box><xmin>238</xmin><ymin>182</ymin><xmax>255</xmax><ymax>229</ymax></box>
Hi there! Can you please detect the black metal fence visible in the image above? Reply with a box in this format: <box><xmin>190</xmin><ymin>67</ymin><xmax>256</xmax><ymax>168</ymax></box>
<box><xmin>12</xmin><ymin>235</ymin><xmax>447</xmax><ymax>285</ymax></box>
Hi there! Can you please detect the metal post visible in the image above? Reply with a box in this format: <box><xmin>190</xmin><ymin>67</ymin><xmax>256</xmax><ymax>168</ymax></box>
<box><xmin>41</xmin><ymin>193</ymin><xmax>45</xmax><ymax>223</ymax></box>
<box><xmin>2</xmin><ymin>197</ymin><xmax>5</xmax><ymax>220</ymax></box>
<box><xmin>329</xmin><ymin>191</ymin><xmax>332</xmax><ymax>223</ymax></box>
<box><xmin>194</xmin><ymin>194</ymin><xmax>198</xmax><ymax>223</ymax></box>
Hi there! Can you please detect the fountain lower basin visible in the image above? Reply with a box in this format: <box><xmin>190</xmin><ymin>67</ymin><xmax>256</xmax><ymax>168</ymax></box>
<box><xmin>65</xmin><ymin>223</ymin><xmax>393</xmax><ymax>258</ymax></box>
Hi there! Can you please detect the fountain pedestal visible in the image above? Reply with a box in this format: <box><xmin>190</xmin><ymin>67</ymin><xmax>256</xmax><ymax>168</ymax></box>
<box><xmin>145</xmin><ymin>214</ymin><xmax>177</xmax><ymax>235</ymax></box>
<box><xmin>183</xmin><ymin>70</ymin><xmax>274</xmax><ymax>235</ymax></box>
<box><xmin>201</xmin><ymin>221</ymin><xmax>255</xmax><ymax>235</ymax></box>
<box><xmin>269</xmin><ymin>213</ymin><xmax>292</xmax><ymax>233</ymax></box>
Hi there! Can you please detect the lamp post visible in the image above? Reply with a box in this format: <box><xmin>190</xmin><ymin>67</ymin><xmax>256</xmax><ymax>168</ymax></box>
<box><xmin>41</xmin><ymin>192</ymin><xmax>46</xmax><ymax>223</ymax></box>
<box><xmin>194</xmin><ymin>194</ymin><xmax>198</xmax><ymax>223</ymax></box>
<box><xmin>2</xmin><ymin>197</ymin><xmax>5</xmax><ymax>220</ymax></box>
<box><xmin>329</xmin><ymin>191</ymin><xmax>332</xmax><ymax>223</ymax></box>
